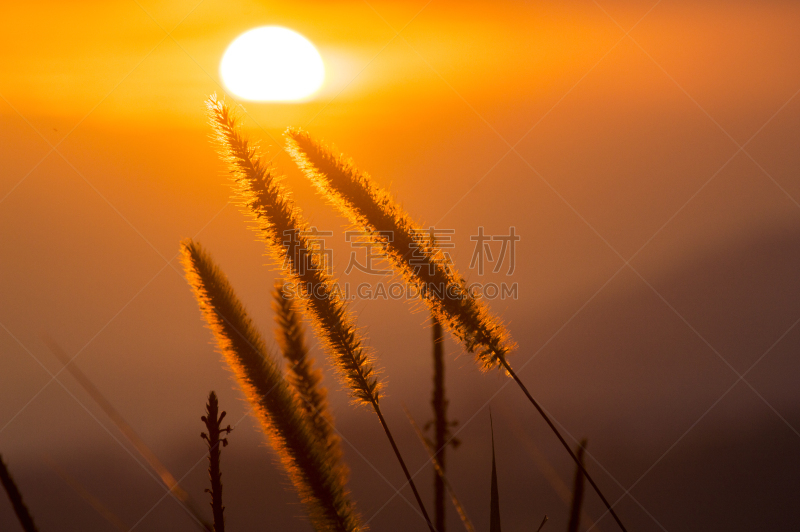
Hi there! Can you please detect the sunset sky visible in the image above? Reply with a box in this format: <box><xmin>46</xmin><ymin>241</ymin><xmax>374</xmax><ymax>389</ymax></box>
<box><xmin>2</xmin><ymin>1</ymin><xmax>800</xmax><ymax>531</ymax></box>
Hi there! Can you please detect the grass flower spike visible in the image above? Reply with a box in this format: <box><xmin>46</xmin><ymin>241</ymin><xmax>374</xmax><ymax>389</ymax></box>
<box><xmin>286</xmin><ymin>129</ymin><xmax>513</xmax><ymax>372</ymax></box>
<box><xmin>206</xmin><ymin>95</ymin><xmax>436</xmax><ymax>532</ymax></box>
<box><xmin>273</xmin><ymin>280</ymin><xmax>345</xmax><ymax>474</ymax></box>
<box><xmin>182</xmin><ymin>239</ymin><xmax>359</xmax><ymax>532</ymax></box>
<box><xmin>207</xmin><ymin>96</ymin><xmax>379</xmax><ymax>406</ymax></box>
<box><xmin>285</xmin><ymin>129</ymin><xmax>627</xmax><ymax>532</ymax></box>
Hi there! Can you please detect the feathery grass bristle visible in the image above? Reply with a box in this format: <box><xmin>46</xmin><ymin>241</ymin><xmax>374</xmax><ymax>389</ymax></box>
<box><xmin>207</xmin><ymin>95</ymin><xmax>381</xmax><ymax>407</ymax></box>
<box><xmin>181</xmin><ymin>238</ymin><xmax>360</xmax><ymax>532</ymax></box>
<box><xmin>285</xmin><ymin>128</ymin><xmax>514</xmax><ymax>372</ymax></box>
<box><xmin>207</xmin><ymin>96</ymin><xmax>436</xmax><ymax>532</ymax></box>
<box><xmin>273</xmin><ymin>280</ymin><xmax>347</xmax><ymax>478</ymax></box>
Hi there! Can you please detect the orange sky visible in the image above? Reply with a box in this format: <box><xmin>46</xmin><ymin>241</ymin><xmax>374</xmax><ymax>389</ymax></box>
<box><xmin>4</xmin><ymin>1</ymin><xmax>800</xmax><ymax>124</ymax></box>
<box><xmin>2</xmin><ymin>1</ymin><xmax>800</xmax><ymax>531</ymax></box>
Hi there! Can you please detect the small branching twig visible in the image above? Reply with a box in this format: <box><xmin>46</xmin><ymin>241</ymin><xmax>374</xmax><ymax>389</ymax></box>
<box><xmin>0</xmin><ymin>453</ymin><xmax>39</xmax><ymax>532</ymax></box>
<box><xmin>201</xmin><ymin>391</ymin><xmax>232</xmax><ymax>532</ymax></box>
<box><xmin>405</xmin><ymin>406</ymin><xmax>476</xmax><ymax>532</ymax></box>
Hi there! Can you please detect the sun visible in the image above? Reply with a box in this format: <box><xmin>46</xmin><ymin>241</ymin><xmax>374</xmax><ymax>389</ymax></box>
<box><xmin>220</xmin><ymin>26</ymin><xmax>325</xmax><ymax>102</ymax></box>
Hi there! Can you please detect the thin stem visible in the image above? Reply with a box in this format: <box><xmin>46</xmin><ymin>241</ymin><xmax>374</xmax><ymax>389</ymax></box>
<box><xmin>44</xmin><ymin>339</ymin><xmax>211</xmax><ymax>531</ymax></box>
<box><xmin>373</xmin><ymin>403</ymin><xmax>437</xmax><ymax>532</ymax></box>
<box><xmin>499</xmin><ymin>359</ymin><xmax>627</xmax><ymax>532</ymax></box>
<box><xmin>432</xmin><ymin>318</ymin><xmax>446</xmax><ymax>532</ymax></box>
<box><xmin>0</xmin><ymin>454</ymin><xmax>38</xmax><ymax>532</ymax></box>
<box><xmin>404</xmin><ymin>406</ymin><xmax>477</xmax><ymax>532</ymax></box>
<box><xmin>567</xmin><ymin>440</ymin><xmax>587</xmax><ymax>532</ymax></box>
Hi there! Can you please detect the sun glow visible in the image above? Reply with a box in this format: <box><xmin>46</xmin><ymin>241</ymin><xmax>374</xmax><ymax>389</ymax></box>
<box><xmin>220</xmin><ymin>26</ymin><xmax>325</xmax><ymax>102</ymax></box>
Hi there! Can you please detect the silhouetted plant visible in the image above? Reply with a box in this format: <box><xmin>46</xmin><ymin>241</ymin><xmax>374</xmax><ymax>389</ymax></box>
<box><xmin>273</xmin><ymin>280</ymin><xmax>342</xmax><ymax>467</ymax></box>
<box><xmin>406</xmin><ymin>407</ymin><xmax>476</xmax><ymax>532</ymax></box>
<box><xmin>201</xmin><ymin>391</ymin><xmax>232</xmax><ymax>532</ymax></box>
<box><xmin>536</xmin><ymin>515</ymin><xmax>548</xmax><ymax>532</ymax></box>
<box><xmin>44</xmin><ymin>338</ymin><xmax>211</xmax><ymax>531</ymax></box>
<box><xmin>285</xmin><ymin>129</ymin><xmax>626</xmax><ymax>532</ymax></box>
<box><xmin>425</xmin><ymin>317</ymin><xmax>459</xmax><ymax>532</ymax></box>
<box><xmin>206</xmin><ymin>95</ymin><xmax>435</xmax><ymax>532</ymax></box>
<box><xmin>489</xmin><ymin>413</ymin><xmax>501</xmax><ymax>532</ymax></box>
<box><xmin>182</xmin><ymin>240</ymin><xmax>360</xmax><ymax>532</ymax></box>
<box><xmin>0</xmin><ymin>453</ymin><xmax>38</xmax><ymax>532</ymax></box>
<box><xmin>567</xmin><ymin>440</ymin><xmax>588</xmax><ymax>532</ymax></box>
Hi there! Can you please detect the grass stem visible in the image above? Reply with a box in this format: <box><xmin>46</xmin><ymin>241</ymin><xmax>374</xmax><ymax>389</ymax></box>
<box><xmin>0</xmin><ymin>454</ymin><xmax>38</xmax><ymax>532</ymax></box>
<box><xmin>374</xmin><ymin>404</ymin><xmax>436</xmax><ymax>532</ymax></box>
<box><xmin>405</xmin><ymin>407</ymin><xmax>476</xmax><ymax>532</ymax></box>
<box><xmin>431</xmin><ymin>318</ymin><xmax>446</xmax><ymax>532</ymax></box>
<box><xmin>567</xmin><ymin>440</ymin><xmax>587</xmax><ymax>532</ymax></box>
<box><xmin>499</xmin><ymin>359</ymin><xmax>626</xmax><ymax>532</ymax></box>
<box><xmin>207</xmin><ymin>95</ymin><xmax>433</xmax><ymax>530</ymax></box>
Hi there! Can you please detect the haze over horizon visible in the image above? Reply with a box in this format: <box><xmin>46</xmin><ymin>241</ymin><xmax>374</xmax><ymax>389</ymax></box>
<box><xmin>2</xmin><ymin>1</ymin><xmax>799</xmax><ymax>531</ymax></box>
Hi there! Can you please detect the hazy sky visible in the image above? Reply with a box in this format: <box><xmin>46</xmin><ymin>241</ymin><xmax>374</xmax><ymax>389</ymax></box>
<box><xmin>2</xmin><ymin>1</ymin><xmax>800</xmax><ymax>531</ymax></box>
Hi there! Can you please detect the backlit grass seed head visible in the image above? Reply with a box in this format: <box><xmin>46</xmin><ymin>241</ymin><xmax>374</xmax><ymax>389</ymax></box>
<box><xmin>206</xmin><ymin>95</ymin><xmax>381</xmax><ymax>406</ymax></box>
<box><xmin>273</xmin><ymin>280</ymin><xmax>345</xmax><ymax>470</ymax></box>
<box><xmin>181</xmin><ymin>239</ymin><xmax>360</xmax><ymax>532</ymax></box>
<box><xmin>285</xmin><ymin>128</ymin><xmax>514</xmax><ymax>371</ymax></box>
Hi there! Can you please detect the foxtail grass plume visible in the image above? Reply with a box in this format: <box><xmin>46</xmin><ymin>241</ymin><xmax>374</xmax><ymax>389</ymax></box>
<box><xmin>182</xmin><ymin>239</ymin><xmax>360</xmax><ymax>532</ymax></box>
<box><xmin>273</xmin><ymin>280</ymin><xmax>345</xmax><ymax>473</ymax></box>
<box><xmin>285</xmin><ymin>129</ymin><xmax>627</xmax><ymax>532</ymax></box>
<box><xmin>206</xmin><ymin>96</ymin><xmax>436</xmax><ymax>532</ymax></box>
<box><xmin>285</xmin><ymin>129</ymin><xmax>513</xmax><ymax>372</ymax></box>
<box><xmin>207</xmin><ymin>95</ymin><xmax>379</xmax><ymax>407</ymax></box>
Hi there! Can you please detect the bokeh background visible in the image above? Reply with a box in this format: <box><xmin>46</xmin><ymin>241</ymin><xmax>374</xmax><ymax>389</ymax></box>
<box><xmin>2</xmin><ymin>0</ymin><xmax>800</xmax><ymax>530</ymax></box>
